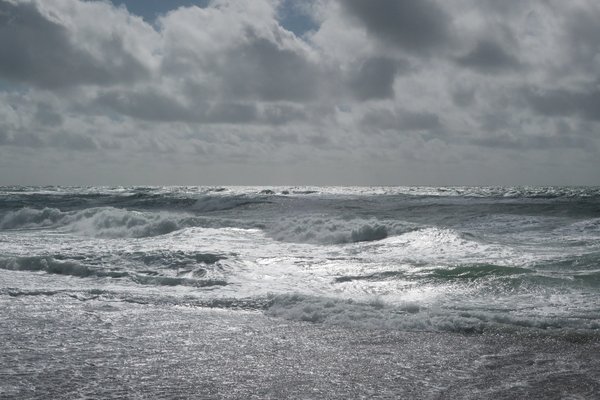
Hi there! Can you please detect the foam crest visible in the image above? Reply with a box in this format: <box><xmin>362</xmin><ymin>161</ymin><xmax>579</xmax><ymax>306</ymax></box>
<box><xmin>1</xmin><ymin>207</ymin><xmax>188</xmax><ymax>238</ymax></box>
<box><xmin>377</xmin><ymin>227</ymin><xmax>515</xmax><ymax>262</ymax></box>
<box><xmin>66</xmin><ymin>208</ymin><xmax>182</xmax><ymax>238</ymax></box>
<box><xmin>0</xmin><ymin>207</ymin><xmax>65</xmax><ymax>229</ymax></box>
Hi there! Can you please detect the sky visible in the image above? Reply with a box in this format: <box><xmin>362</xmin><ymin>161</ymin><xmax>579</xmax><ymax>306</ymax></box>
<box><xmin>0</xmin><ymin>0</ymin><xmax>599</xmax><ymax>186</ymax></box>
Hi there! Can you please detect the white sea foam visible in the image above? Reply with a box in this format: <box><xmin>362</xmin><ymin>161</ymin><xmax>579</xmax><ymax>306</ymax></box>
<box><xmin>355</xmin><ymin>227</ymin><xmax>523</xmax><ymax>267</ymax></box>
<box><xmin>1</xmin><ymin>185</ymin><xmax>599</xmax><ymax>335</ymax></box>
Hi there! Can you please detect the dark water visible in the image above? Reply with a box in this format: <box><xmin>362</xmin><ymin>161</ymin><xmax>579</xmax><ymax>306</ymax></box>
<box><xmin>1</xmin><ymin>186</ymin><xmax>599</xmax><ymax>398</ymax></box>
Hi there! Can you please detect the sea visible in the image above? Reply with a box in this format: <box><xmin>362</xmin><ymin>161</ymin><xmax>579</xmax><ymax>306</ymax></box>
<box><xmin>1</xmin><ymin>186</ymin><xmax>599</xmax><ymax>398</ymax></box>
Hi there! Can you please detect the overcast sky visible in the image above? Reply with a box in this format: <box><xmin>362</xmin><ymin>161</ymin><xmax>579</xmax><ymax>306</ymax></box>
<box><xmin>0</xmin><ymin>0</ymin><xmax>599</xmax><ymax>186</ymax></box>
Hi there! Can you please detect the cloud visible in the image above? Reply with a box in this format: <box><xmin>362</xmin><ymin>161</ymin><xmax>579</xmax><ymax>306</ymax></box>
<box><xmin>158</xmin><ymin>2</ymin><xmax>325</xmax><ymax>102</ymax></box>
<box><xmin>451</xmin><ymin>86</ymin><xmax>476</xmax><ymax>108</ymax></box>
<box><xmin>8</xmin><ymin>132</ymin><xmax>44</xmax><ymax>148</ymax></box>
<box><xmin>96</xmin><ymin>89</ymin><xmax>322</xmax><ymax>125</ymax></box>
<box><xmin>339</xmin><ymin>0</ymin><xmax>451</xmax><ymax>54</ymax></box>
<box><xmin>362</xmin><ymin>108</ymin><xmax>441</xmax><ymax>133</ymax></box>
<box><xmin>470</xmin><ymin>133</ymin><xmax>594</xmax><ymax>151</ymax></box>
<box><xmin>525</xmin><ymin>87</ymin><xmax>600</xmax><ymax>122</ymax></box>
<box><xmin>457</xmin><ymin>40</ymin><xmax>521</xmax><ymax>73</ymax></box>
<box><xmin>0</xmin><ymin>0</ymin><xmax>154</xmax><ymax>88</ymax></box>
<box><xmin>53</xmin><ymin>132</ymin><xmax>97</xmax><ymax>151</ymax></box>
<box><xmin>562</xmin><ymin>3</ymin><xmax>600</xmax><ymax>71</ymax></box>
<box><xmin>219</xmin><ymin>35</ymin><xmax>322</xmax><ymax>102</ymax></box>
<box><xmin>96</xmin><ymin>89</ymin><xmax>197</xmax><ymax>122</ymax></box>
<box><xmin>34</xmin><ymin>103</ymin><xmax>63</xmax><ymax>127</ymax></box>
<box><xmin>0</xmin><ymin>128</ymin><xmax>97</xmax><ymax>150</ymax></box>
<box><xmin>348</xmin><ymin>57</ymin><xmax>405</xmax><ymax>100</ymax></box>
<box><xmin>85</xmin><ymin>0</ymin><xmax>330</xmax><ymax>124</ymax></box>
<box><xmin>0</xmin><ymin>0</ymin><xmax>599</xmax><ymax>185</ymax></box>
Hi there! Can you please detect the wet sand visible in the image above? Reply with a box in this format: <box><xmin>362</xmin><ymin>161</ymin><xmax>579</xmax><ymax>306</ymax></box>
<box><xmin>1</xmin><ymin>294</ymin><xmax>599</xmax><ymax>399</ymax></box>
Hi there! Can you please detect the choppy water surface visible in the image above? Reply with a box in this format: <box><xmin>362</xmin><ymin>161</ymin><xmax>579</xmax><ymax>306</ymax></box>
<box><xmin>1</xmin><ymin>186</ymin><xmax>599</xmax><ymax>398</ymax></box>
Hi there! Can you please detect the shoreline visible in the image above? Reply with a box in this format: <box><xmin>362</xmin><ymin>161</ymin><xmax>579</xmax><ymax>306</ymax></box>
<box><xmin>1</xmin><ymin>294</ymin><xmax>599</xmax><ymax>399</ymax></box>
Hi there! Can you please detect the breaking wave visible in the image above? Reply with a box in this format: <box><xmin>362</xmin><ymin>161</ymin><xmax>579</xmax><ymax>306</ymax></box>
<box><xmin>0</xmin><ymin>207</ymin><xmax>190</xmax><ymax>238</ymax></box>
<box><xmin>364</xmin><ymin>227</ymin><xmax>520</xmax><ymax>267</ymax></box>
<box><xmin>0</xmin><ymin>207</ymin><xmax>65</xmax><ymax>229</ymax></box>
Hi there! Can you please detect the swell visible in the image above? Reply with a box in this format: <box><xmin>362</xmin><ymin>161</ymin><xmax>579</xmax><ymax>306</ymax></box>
<box><xmin>335</xmin><ymin>264</ymin><xmax>534</xmax><ymax>284</ymax></box>
<box><xmin>0</xmin><ymin>287</ymin><xmax>271</xmax><ymax>311</ymax></box>
<box><xmin>2</xmin><ymin>188</ymin><xmax>600</xmax><ymax>244</ymax></box>
<box><xmin>0</xmin><ymin>189</ymin><xmax>276</xmax><ymax>213</ymax></box>
<box><xmin>264</xmin><ymin>215</ymin><xmax>419</xmax><ymax>244</ymax></box>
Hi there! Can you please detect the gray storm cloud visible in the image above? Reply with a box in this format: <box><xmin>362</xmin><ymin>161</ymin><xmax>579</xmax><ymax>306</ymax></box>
<box><xmin>340</xmin><ymin>0</ymin><xmax>452</xmax><ymax>54</ymax></box>
<box><xmin>456</xmin><ymin>40</ymin><xmax>521</xmax><ymax>74</ymax></box>
<box><xmin>0</xmin><ymin>0</ymin><xmax>598</xmax><ymax>185</ymax></box>
<box><xmin>0</xmin><ymin>0</ymin><xmax>152</xmax><ymax>88</ymax></box>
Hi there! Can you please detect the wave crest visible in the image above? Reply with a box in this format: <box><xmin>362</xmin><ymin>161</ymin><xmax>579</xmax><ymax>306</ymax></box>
<box><xmin>0</xmin><ymin>207</ymin><xmax>64</xmax><ymax>229</ymax></box>
<box><xmin>0</xmin><ymin>207</ymin><xmax>186</xmax><ymax>238</ymax></box>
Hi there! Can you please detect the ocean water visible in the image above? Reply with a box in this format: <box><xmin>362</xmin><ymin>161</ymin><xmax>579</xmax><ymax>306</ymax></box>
<box><xmin>1</xmin><ymin>186</ymin><xmax>599</xmax><ymax>398</ymax></box>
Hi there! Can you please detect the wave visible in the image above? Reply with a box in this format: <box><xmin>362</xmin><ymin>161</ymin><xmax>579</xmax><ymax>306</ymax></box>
<box><xmin>191</xmin><ymin>194</ymin><xmax>273</xmax><ymax>212</ymax></box>
<box><xmin>0</xmin><ymin>207</ymin><xmax>65</xmax><ymax>229</ymax></box>
<box><xmin>0</xmin><ymin>205</ymin><xmax>408</xmax><ymax>244</ymax></box>
<box><xmin>0</xmin><ymin>256</ymin><xmax>127</xmax><ymax>278</ymax></box>
<box><xmin>264</xmin><ymin>293</ymin><xmax>496</xmax><ymax>333</ymax></box>
<box><xmin>0</xmin><ymin>207</ymin><xmax>192</xmax><ymax>238</ymax></box>
<box><xmin>0</xmin><ymin>255</ymin><xmax>227</xmax><ymax>288</ymax></box>
<box><xmin>265</xmin><ymin>215</ymin><xmax>416</xmax><ymax>244</ymax></box>
<box><xmin>0</xmin><ymin>186</ymin><xmax>279</xmax><ymax>215</ymax></box>
<box><xmin>265</xmin><ymin>293</ymin><xmax>600</xmax><ymax>335</ymax></box>
<box><xmin>375</xmin><ymin>227</ymin><xmax>516</xmax><ymax>262</ymax></box>
<box><xmin>335</xmin><ymin>264</ymin><xmax>533</xmax><ymax>284</ymax></box>
<box><xmin>2</xmin><ymin>288</ymin><xmax>63</xmax><ymax>297</ymax></box>
<box><xmin>559</xmin><ymin>218</ymin><xmax>600</xmax><ymax>235</ymax></box>
<box><xmin>65</xmin><ymin>208</ymin><xmax>184</xmax><ymax>238</ymax></box>
<box><xmin>2</xmin><ymin>187</ymin><xmax>600</xmax><ymax>218</ymax></box>
<box><xmin>128</xmin><ymin>250</ymin><xmax>226</xmax><ymax>268</ymax></box>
